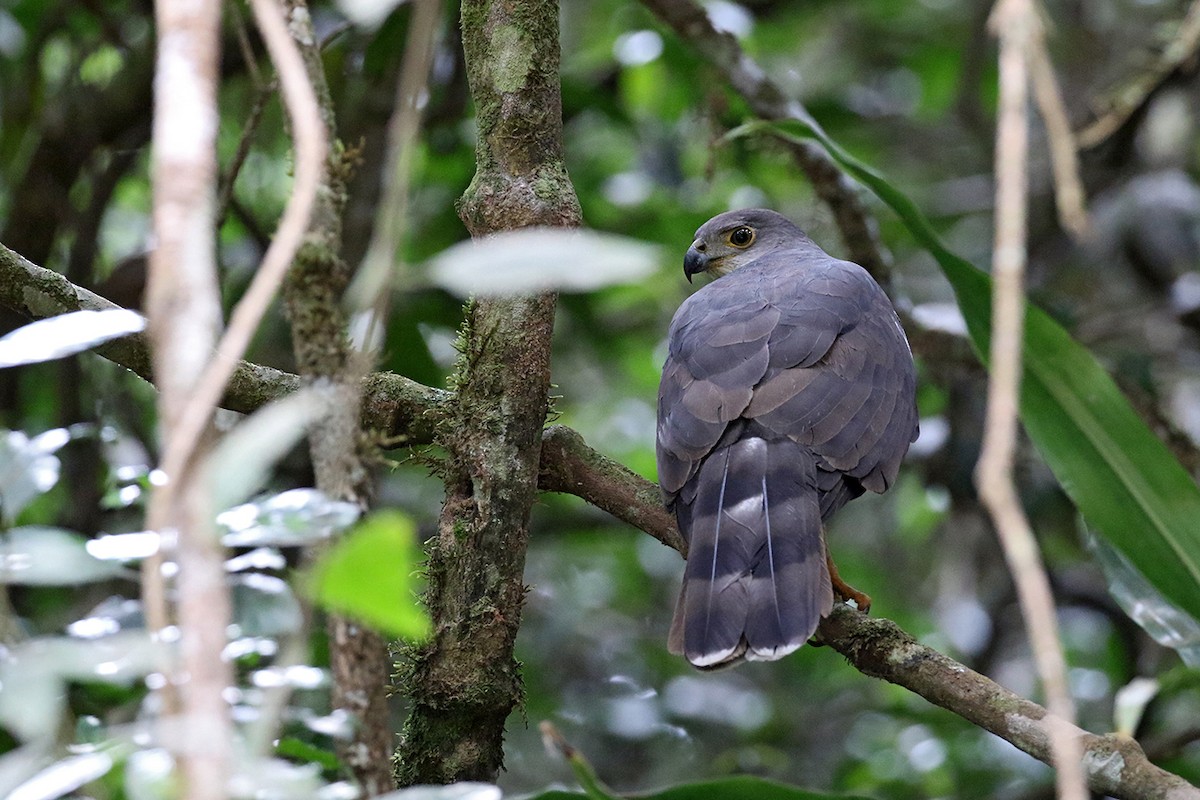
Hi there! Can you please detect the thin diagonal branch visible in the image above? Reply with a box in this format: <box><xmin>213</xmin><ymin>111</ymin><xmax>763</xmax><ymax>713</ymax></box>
<box><xmin>1077</xmin><ymin>0</ymin><xmax>1200</xmax><ymax>150</ymax></box>
<box><xmin>1026</xmin><ymin>18</ymin><xmax>1088</xmax><ymax>237</ymax></box>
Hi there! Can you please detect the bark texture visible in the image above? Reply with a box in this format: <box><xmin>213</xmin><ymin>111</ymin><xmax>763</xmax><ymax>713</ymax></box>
<box><xmin>394</xmin><ymin>0</ymin><xmax>581</xmax><ymax>784</ymax></box>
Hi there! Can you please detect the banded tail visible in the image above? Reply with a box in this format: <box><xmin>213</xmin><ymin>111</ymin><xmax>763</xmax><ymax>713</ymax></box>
<box><xmin>668</xmin><ymin>435</ymin><xmax>834</xmax><ymax>669</ymax></box>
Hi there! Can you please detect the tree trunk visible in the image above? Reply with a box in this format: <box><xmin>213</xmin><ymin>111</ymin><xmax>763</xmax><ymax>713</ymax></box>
<box><xmin>394</xmin><ymin>0</ymin><xmax>581</xmax><ymax>783</ymax></box>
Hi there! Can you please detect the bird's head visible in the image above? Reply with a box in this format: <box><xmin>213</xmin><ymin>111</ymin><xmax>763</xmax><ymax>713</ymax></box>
<box><xmin>683</xmin><ymin>208</ymin><xmax>806</xmax><ymax>282</ymax></box>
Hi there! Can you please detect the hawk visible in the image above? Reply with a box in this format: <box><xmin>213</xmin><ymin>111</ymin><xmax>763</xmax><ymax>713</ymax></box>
<box><xmin>656</xmin><ymin>209</ymin><xmax>918</xmax><ymax>669</ymax></box>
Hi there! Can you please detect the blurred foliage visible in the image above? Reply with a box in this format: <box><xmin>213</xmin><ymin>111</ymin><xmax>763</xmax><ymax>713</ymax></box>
<box><xmin>2</xmin><ymin>0</ymin><xmax>1200</xmax><ymax>798</ymax></box>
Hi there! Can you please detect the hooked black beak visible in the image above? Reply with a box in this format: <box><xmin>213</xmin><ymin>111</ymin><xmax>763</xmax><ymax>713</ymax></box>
<box><xmin>683</xmin><ymin>245</ymin><xmax>707</xmax><ymax>283</ymax></box>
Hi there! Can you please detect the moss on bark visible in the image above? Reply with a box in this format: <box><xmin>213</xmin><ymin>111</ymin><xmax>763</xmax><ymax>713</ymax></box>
<box><xmin>395</xmin><ymin>0</ymin><xmax>581</xmax><ymax>784</ymax></box>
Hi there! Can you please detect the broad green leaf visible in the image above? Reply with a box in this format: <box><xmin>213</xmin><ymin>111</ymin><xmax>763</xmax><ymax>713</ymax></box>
<box><xmin>644</xmin><ymin>777</ymin><xmax>874</xmax><ymax>800</ymax></box>
<box><xmin>732</xmin><ymin>116</ymin><xmax>1200</xmax><ymax>623</ymax></box>
<box><xmin>306</xmin><ymin>511</ymin><xmax>431</xmax><ymax>640</ymax></box>
<box><xmin>274</xmin><ymin>738</ymin><xmax>339</xmax><ymax>772</ymax></box>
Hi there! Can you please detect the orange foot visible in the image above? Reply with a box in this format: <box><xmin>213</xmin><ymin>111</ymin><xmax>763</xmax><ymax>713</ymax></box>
<box><xmin>826</xmin><ymin>552</ymin><xmax>871</xmax><ymax>613</ymax></box>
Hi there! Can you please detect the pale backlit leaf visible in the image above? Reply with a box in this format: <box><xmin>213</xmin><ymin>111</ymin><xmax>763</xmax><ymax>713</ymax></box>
<box><xmin>230</xmin><ymin>572</ymin><xmax>304</xmax><ymax>639</ymax></box>
<box><xmin>375</xmin><ymin>784</ymin><xmax>502</xmax><ymax>800</ymax></box>
<box><xmin>0</xmin><ymin>309</ymin><xmax>144</xmax><ymax>368</ymax></box>
<box><xmin>218</xmin><ymin>488</ymin><xmax>361</xmax><ymax>548</ymax></box>
<box><xmin>7</xmin><ymin>751</ymin><xmax>114</xmax><ymax>800</ymax></box>
<box><xmin>428</xmin><ymin>228</ymin><xmax>661</xmax><ymax>298</ymax></box>
<box><xmin>0</xmin><ymin>526</ymin><xmax>127</xmax><ymax>585</ymax></box>
<box><xmin>0</xmin><ymin>429</ymin><xmax>72</xmax><ymax>522</ymax></box>
<box><xmin>335</xmin><ymin>0</ymin><xmax>408</xmax><ymax>28</ymax></box>
<box><xmin>0</xmin><ymin>632</ymin><xmax>164</xmax><ymax>741</ymax></box>
<box><xmin>205</xmin><ymin>389</ymin><xmax>324</xmax><ymax>514</ymax></box>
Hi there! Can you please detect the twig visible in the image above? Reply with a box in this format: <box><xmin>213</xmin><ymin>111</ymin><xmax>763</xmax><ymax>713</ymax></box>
<box><xmin>1026</xmin><ymin>21</ymin><xmax>1088</xmax><ymax>237</ymax></box>
<box><xmin>216</xmin><ymin>83</ymin><xmax>275</xmax><ymax>228</ymax></box>
<box><xmin>1077</xmin><ymin>0</ymin><xmax>1200</xmax><ymax>149</ymax></box>
<box><xmin>229</xmin><ymin>0</ymin><xmax>264</xmax><ymax>88</ymax></box>
<box><xmin>979</xmin><ymin>4</ymin><xmax>1085</xmax><ymax>800</ymax></box>
<box><xmin>638</xmin><ymin>0</ymin><xmax>893</xmax><ymax>288</ymax></box>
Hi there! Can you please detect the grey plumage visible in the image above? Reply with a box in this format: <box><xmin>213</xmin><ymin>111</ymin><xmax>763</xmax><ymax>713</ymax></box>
<box><xmin>657</xmin><ymin>209</ymin><xmax>918</xmax><ymax>669</ymax></box>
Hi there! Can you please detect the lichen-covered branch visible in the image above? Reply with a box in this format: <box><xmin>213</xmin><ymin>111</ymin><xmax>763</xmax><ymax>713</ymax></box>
<box><xmin>818</xmin><ymin>607</ymin><xmax>1199</xmax><ymax>800</ymax></box>
<box><xmin>539</xmin><ymin>425</ymin><xmax>683</xmax><ymax>554</ymax></box>
<box><xmin>0</xmin><ymin>242</ymin><xmax>450</xmax><ymax>441</ymax></box>
<box><xmin>393</xmin><ymin>0</ymin><xmax>582</xmax><ymax>784</ymax></box>
<box><xmin>639</xmin><ymin>0</ymin><xmax>892</xmax><ymax>287</ymax></box>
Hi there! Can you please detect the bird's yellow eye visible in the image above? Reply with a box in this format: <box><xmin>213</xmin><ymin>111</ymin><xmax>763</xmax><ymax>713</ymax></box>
<box><xmin>728</xmin><ymin>227</ymin><xmax>755</xmax><ymax>247</ymax></box>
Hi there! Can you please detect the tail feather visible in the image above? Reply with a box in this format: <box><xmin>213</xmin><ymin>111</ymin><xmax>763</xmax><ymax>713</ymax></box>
<box><xmin>671</xmin><ymin>436</ymin><xmax>833</xmax><ymax>668</ymax></box>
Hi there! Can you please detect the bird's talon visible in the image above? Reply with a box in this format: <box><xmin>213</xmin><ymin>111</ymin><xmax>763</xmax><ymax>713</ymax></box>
<box><xmin>827</xmin><ymin>552</ymin><xmax>871</xmax><ymax>614</ymax></box>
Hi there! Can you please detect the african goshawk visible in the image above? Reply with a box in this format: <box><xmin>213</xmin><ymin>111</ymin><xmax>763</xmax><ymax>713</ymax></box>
<box><xmin>656</xmin><ymin>208</ymin><xmax>919</xmax><ymax>669</ymax></box>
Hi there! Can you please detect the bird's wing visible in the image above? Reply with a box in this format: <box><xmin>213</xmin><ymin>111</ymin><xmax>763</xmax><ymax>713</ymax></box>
<box><xmin>747</xmin><ymin>258</ymin><xmax>919</xmax><ymax>493</ymax></box>
<box><xmin>656</xmin><ymin>253</ymin><xmax>917</xmax><ymax>505</ymax></box>
<box><xmin>656</xmin><ymin>278</ymin><xmax>778</xmax><ymax>501</ymax></box>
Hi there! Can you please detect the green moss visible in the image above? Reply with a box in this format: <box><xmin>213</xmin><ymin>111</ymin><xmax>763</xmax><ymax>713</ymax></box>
<box><xmin>490</xmin><ymin>24</ymin><xmax>533</xmax><ymax>93</ymax></box>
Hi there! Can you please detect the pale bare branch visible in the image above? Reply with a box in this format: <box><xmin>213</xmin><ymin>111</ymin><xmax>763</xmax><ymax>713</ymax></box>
<box><xmin>980</xmin><ymin>3</ymin><xmax>1086</xmax><ymax>800</ymax></box>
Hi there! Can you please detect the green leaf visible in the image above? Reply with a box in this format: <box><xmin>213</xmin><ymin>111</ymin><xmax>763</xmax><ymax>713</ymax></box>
<box><xmin>274</xmin><ymin>737</ymin><xmax>340</xmax><ymax>771</ymax></box>
<box><xmin>730</xmin><ymin>116</ymin><xmax>1200</xmax><ymax>625</ymax></box>
<box><xmin>306</xmin><ymin>511</ymin><xmax>431</xmax><ymax>640</ymax></box>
